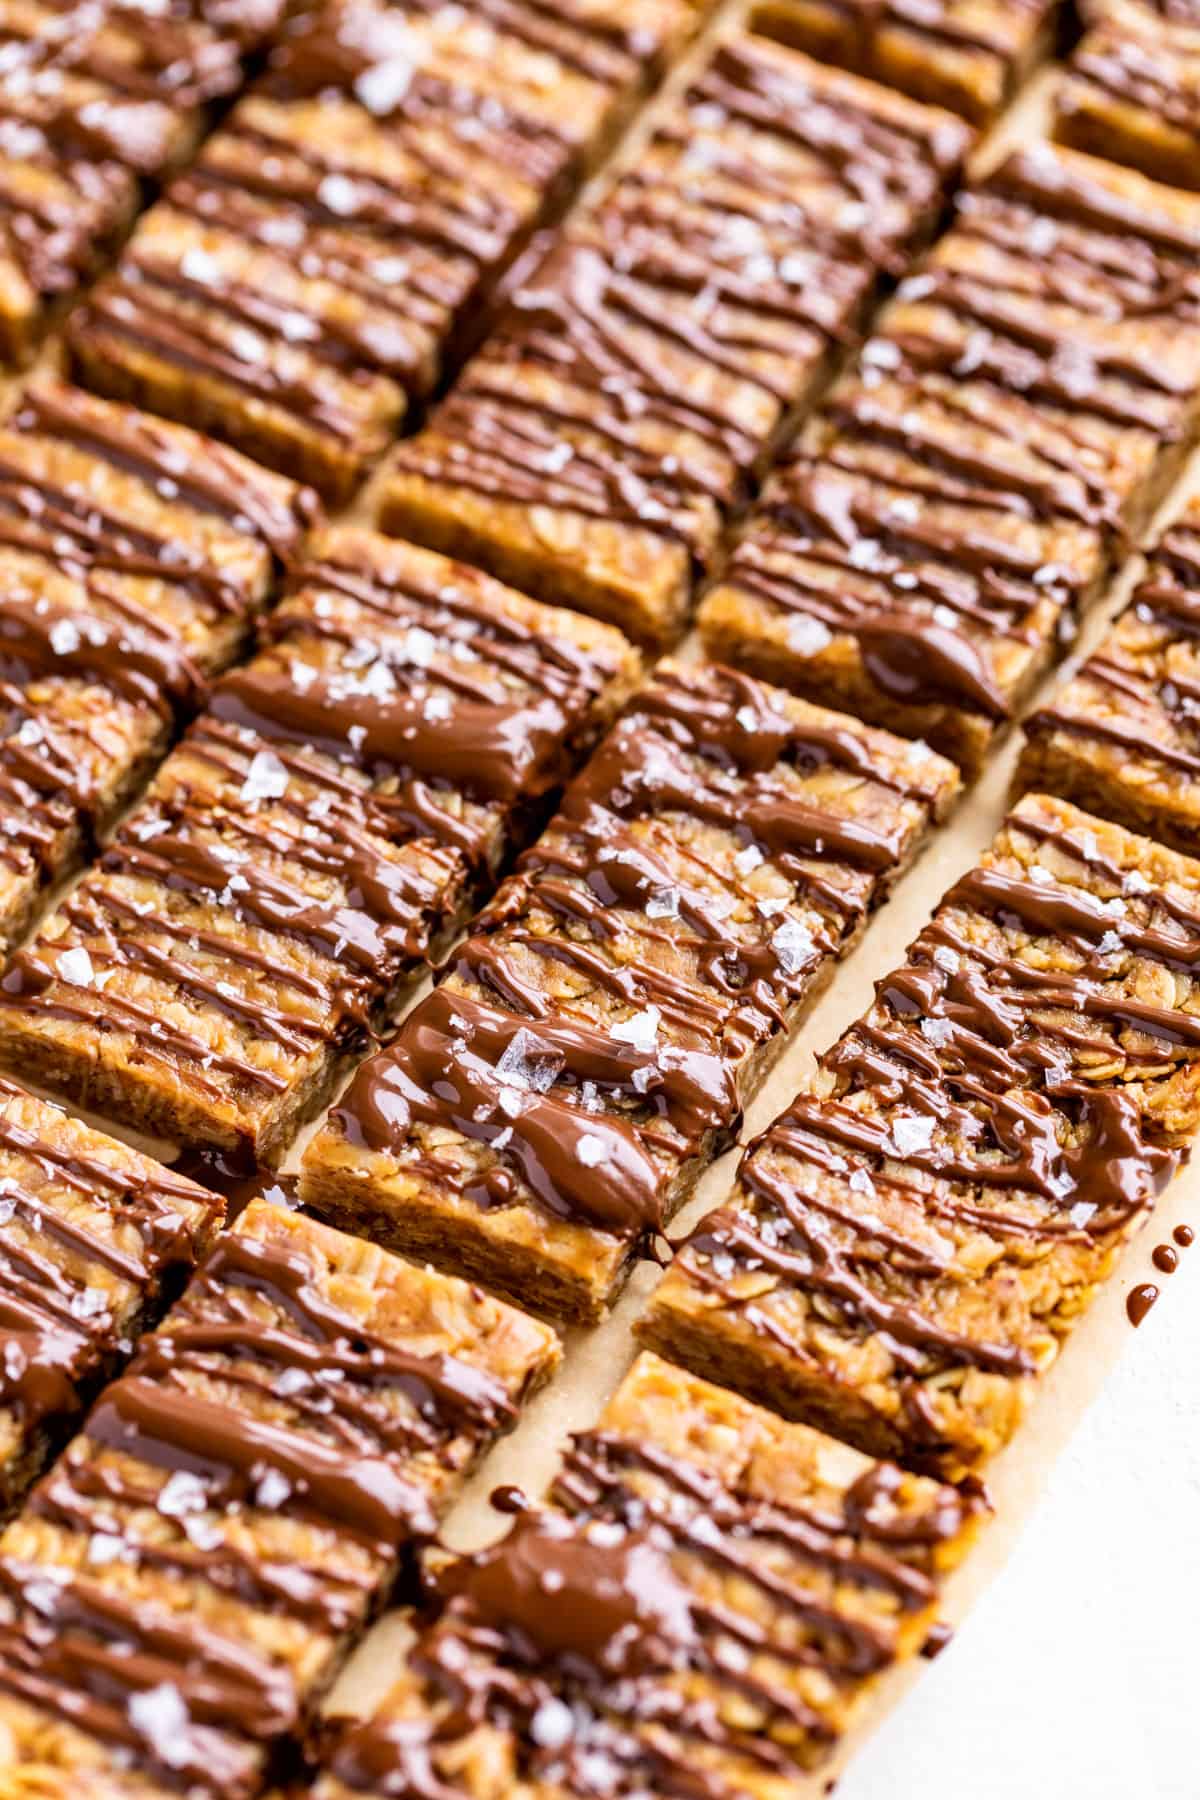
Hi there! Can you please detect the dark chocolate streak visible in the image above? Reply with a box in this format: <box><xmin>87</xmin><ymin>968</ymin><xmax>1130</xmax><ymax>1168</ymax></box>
<box><xmin>66</xmin><ymin>0</ymin><xmax>662</xmax><ymax>438</ymax></box>
<box><xmin>0</xmin><ymin>380</ymin><xmax>312</xmax><ymax>887</ymax></box>
<box><xmin>333</xmin><ymin>663</ymin><xmax>933</xmax><ymax>1243</ymax></box>
<box><xmin>0</xmin><ymin>543</ymin><xmax>619</xmax><ymax>1119</ymax></box>
<box><xmin>389</xmin><ymin>35</ymin><xmax>960</xmax><ymax>546</ymax></box>
<box><xmin>1027</xmin><ymin>521</ymin><xmax>1200</xmax><ymax>773</ymax></box>
<box><xmin>325</xmin><ymin>1425</ymin><xmax>973</xmax><ymax>1797</ymax></box>
<box><xmin>818</xmin><ymin>0</ymin><xmax>1044</xmax><ymax>65</ymax></box>
<box><xmin>1069</xmin><ymin>22</ymin><xmax>1200</xmax><ymax>142</ymax></box>
<box><xmin>686</xmin><ymin>806</ymin><xmax>1198</xmax><ymax>1412</ymax></box>
<box><xmin>0</xmin><ymin>1077</ymin><xmax>210</xmax><ymax>1442</ymax></box>
<box><xmin>725</xmin><ymin>147</ymin><xmax>1200</xmax><ymax>717</ymax></box>
<box><xmin>0</xmin><ymin>1218</ymin><xmax>516</xmax><ymax>1792</ymax></box>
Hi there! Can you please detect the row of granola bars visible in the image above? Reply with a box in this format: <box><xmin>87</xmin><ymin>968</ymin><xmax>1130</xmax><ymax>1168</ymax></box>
<box><xmin>1</xmin><ymin>0</ymin><xmax>1200</xmax><ymax>1795</ymax></box>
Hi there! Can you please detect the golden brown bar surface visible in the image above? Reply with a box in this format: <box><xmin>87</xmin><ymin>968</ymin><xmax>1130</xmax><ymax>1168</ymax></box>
<box><xmin>750</xmin><ymin>0</ymin><xmax>1058</xmax><ymax>123</ymax></box>
<box><xmin>312</xmin><ymin>1353</ymin><xmax>982</xmax><ymax>1798</ymax></box>
<box><xmin>1018</xmin><ymin>499</ymin><xmax>1200</xmax><ymax>855</ymax></box>
<box><xmin>0</xmin><ymin>526</ymin><xmax>638</xmax><ymax>1161</ymax></box>
<box><xmin>644</xmin><ymin>794</ymin><xmax>1200</xmax><ymax>1476</ymax></box>
<box><xmin>66</xmin><ymin>0</ymin><xmax>697</xmax><ymax>502</ymax></box>
<box><xmin>0</xmin><ymin>381</ymin><xmax>317</xmax><ymax>951</ymax></box>
<box><xmin>301</xmin><ymin>661</ymin><xmax>959</xmax><ymax>1322</ymax></box>
<box><xmin>0</xmin><ymin>0</ymin><xmax>290</xmax><ymax>365</ymax></box>
<box><xmin>700</xmin><ymin>144</ymin><xmax>1200</xmax><ymax>775</ymax></box>
<box><xmin>0</xmin><ymin>1198</ymin><xmax>559</xmax><ymax>1799</ymax></box>
<box><xmin>1055</xmin><ymin>0</ymin><xmax>1200</xmax><ymax>191</ymax></box>
<box><xmin>0</xmin><ymin>1078</ymin><xmax>221</xmax><ymax>1516</ymax></box>
<box><xmin>380</xmin><ymin>31</ymin><xmax>972</xmax><ymax>648</ymax></box>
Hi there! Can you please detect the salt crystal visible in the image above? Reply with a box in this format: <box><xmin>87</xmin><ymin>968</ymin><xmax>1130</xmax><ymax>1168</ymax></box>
<box><xmin>787</xmin><ymin>615</ymin><xmax>833</xmax><ymax>657</ymax></box>
<box><xmin>611</xmin><ymin>1006</ymin><xmax>660</xmax><ymax>1053</ymax></box>
<box><xmin>240</xmin><ymin>749</ymin><xmax>289</xmax><ymax>804</ymax></box>
<box><xmin>318</xmin><ymin>173</ymin><xmax>360</xmax><ymax>215</ymax></box>
<box><xmin>645</xmin><ymin>886</ymin><xmax>679</xmax><ymax>920</ymax></box>
<box><xmin>180</xmin><ymin>247</ymin><xmax>223</xmax><ymax>287</ymax></box>
<box><xmin>355</xmin><ymin>56</ymin><xmax>412</xmax><ymax>113</ymax></box>
<box><xmin>496</xmin><ymin>1029</ymin><xmax>561</xmax><ymax>1094</ymax></box>
<box><xmin>128</xmin><ymin>1685</ymin><xmax>191</xmax><ymax>1767</ymax></box>
<box><xmin>57</xmin><ymin>946</ymin><xmax>94</xmax><ymax>987</ymax></box>
<box><xmin>68</xmin><ymin>1286</ymin><xmax>109</xmax><ymax>1322</ymax></box>
<box><xmin>49</xmin><ymin>618</ymin><xmax>82</xmax><ymax>655</ymax></box>
<box><xmin>888</xmin><ymin>1115</ymin><xmax>935</xmax><ymax>1156</ymax></box>
<box><xmin>157</xmin><ymin>1470</ymin><xmax>208</xmax><ymax>1518</ymax></box>
<box><xmin>530</xmin><ymin>1698</ymin><xmax>575</xmax><ymax>1750</ymax></box>
<box><xmin>255</xmin><ymin>1469</ymin><xmax>291</xmax><ymax>1510</ymax></box>
<box><xmin>771</xmin><ymin>918</ymin><xmax>815</xmax><ymax>975</ymax></box>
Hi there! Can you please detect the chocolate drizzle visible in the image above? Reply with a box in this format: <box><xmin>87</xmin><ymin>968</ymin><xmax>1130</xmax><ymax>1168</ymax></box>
<box><xmin>0</xmin><ymin>380</ymin><xmax>314</xmax><ymax>926</ymax></box>
<box><xmin>0</xmin><ymin>531</ymin><xmax>626</xmax><ymax>1149</ymax></box>
<box><xmin>389</xmin><ymin>32</ymin><xmax>967</xmax><ymax>560</ymax></box>
<box><xmin>0</xmin><ymin>0</ymin><xmax>266</xmax><ymax>310</ymax></box>
<box><xmin>719</xmin><ymin>142</ymin><xmax>1200</xmax><ymax>727</ymax></box>
<box><xmin>1026</xmin><ymin>511</ymin><xmax>1200</xmax><ymax>784</ymax></box>
<box><xmin>669</xmin><ymin>796</ymin><xmax>1200</xmax><ymax>1452</ymax></box>
<box><xmin>65</xmin><ymin>0</ymin><xmax>679</xmax><ymax>490</ymax></box>
<box><xmin>0</xmin><ymin>1201</ymin><xmax>537</xmax><ymax>1794</ymax></box>
<box><xmin>0</xmin><ymin>1078</ymin><xmax>217</xmax><ymax>1479</ymax></box>
<box><xmin>327</xmin><ymin>662</ymin><xmax>945</xmax><ymax>1253</ymax></box>
<box><xmin>323</xmin><ymin>1388</ymin><xmax>975</xmax><ymax>1797</ymax></box>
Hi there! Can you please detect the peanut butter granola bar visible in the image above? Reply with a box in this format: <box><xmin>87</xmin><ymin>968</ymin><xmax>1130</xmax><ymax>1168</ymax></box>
<box><xmin>0</xmin><ymin>0</ymin><xmax>290</xmax><ymax>364</ymax></box>
<box><xmin>66</xmin><ymin>0</ymin><xmax>696</xmax><ymax>502</ymax></box>
<box><xmin>700</xmin><ymin>144</ymin><xmax>1200</xmax><ymax>774</ymax></box>
<box><xmin>312</xmin><ymin>1352</ymin><xmax>981</xmax><ymax>1798</ymax></box>
<box><xmin>0</xmin><ymin>1078</ymin><xmax>220</xmax><ymax>1515</ymax></box>
<box><xmin>0</xmin><ymin>525</ymin><xmax>637</xmax><ymax>1161</ymax></box>
<box><xmin>0</xmin><ymin>1198</ymin><xmax>559</xmax><ymax>1799</ymax></box>
<box><xmin>1056</xmin><ymin>0</ymin><xmax>1200</xmax><ymax>191</ymax></box>
<box><xmin>301</xmin><ymin>662</ymin><xmax>958</xmax><ymax>1321</ymax></box>
<box><xmin>380</xmin><ymin>31</ymin><xmax>972</xmax><ymax>648</ymax></box>
<box><xmin>0</xmin><ymin>381</ymin><xmax>316</xmax><ymax>950</ymax></box>
<box><xmin>644</xmin><ymin>793</ymin><xmax>1200</xmax><ymax>1476</ymax></box>
<box><xmin>750</xmin><ymin>0</ymin><xmax>1057</xmax><ymax>123</ymax></box>
<box><xmin>1019</xmin><ymin>500</ymin><xmax>1200</xmax><ymax>856</ymax></box>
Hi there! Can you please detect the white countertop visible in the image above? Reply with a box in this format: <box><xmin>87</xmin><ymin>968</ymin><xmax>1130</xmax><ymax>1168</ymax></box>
<box><xmin>842</xmin><ymin>1244</ymin><xmax>1200</xmax><ymax>1800</ymax></box>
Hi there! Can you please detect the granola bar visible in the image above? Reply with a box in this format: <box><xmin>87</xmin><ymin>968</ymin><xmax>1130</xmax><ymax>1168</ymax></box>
<box><xmin>643</xmin><ymin>793</ymin><xmax>1200</xmax><ymax>1476</ymax></box>
<box><xmin>750</xmin><ymin>0</ymin><xmax>1057</xmax><ymax>123</ymax></box>
<box><xmin>312</xmin><ymin>1352</ymin><xmax>981</xmax><ymax>1798</ymax></box>
<box><xmin>1018</xmin><ymin>500</ymin><xmax>1200</xmax><ymax>855</ymax></box>
<box><xmin>700</xmin><ymin>144</ymin><xmax>1200</xmax><ymax>774</ymax></box>
<box><xmin>1056</xmin><ymin>0</ymin><xmax>1200</xmax><ymax>191</ymax></box>
<box><xmin>0</xmin><ymin>526</ymin><xmax>637</xmax><ymax>1160</ymax></box>
<box><xmin>380</xmin><ymin>32</ymin><xmax>972</xmax><ymax>648</ymax></box>
<box><xmin>301</xmin><ymin>662</ymin><xmax>958</xmax><ymax>1321</ymax></box>
<box><xmin>0</xmin><ymin>381</ymin><xmax>316</xmax><ymax>950</ymax></box>
<box><xmin>0</xmin><ymin>1197</ymin><xmax>559</xmax><ymax>1798</ymax></box>
<box><xmin>66</xmin><ymin>0</ymin><xmax>696</xmax><ymax>502</ymax></box>
<box><xmin>0</xmin><ymin>0</ymin><xmax>289</xmax><ymax>364</ymax></box>
<box><xmin>0</xmin><ymin>1077</ymin><xmax>220</xmax><ymax>1515</ymax></box>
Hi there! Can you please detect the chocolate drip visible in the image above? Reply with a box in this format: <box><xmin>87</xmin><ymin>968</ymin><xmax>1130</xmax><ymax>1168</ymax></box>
<box><xmin>0</xmin><ymin>1211</ymin><xmax>519</xmax><ymax>1789</ymax></box>
<box><xmin>726</xmin><ymin>143</ymin><xmax>1200</xmax><ymax>720</ymax></box>
<box><xmin>0</xmin><ymin>537</ymin><xmax>625</xmax><ymax>1115</ymax></box>
<box><xmin>0</xmin><ymin>1079</ymin><xmax>211</xmax><ymax>1439</ymax></box>
<box><xmin>391</xmin><ymin>35</ymin><xmax>965</xmax><ymax>545</ymax></box>
<box><xmin>332</xmin><ymin>663</ymin><xmax>936</xmax><ymax>1244</ymax></box>
<box><xmin>67</xmin><ymin>0</ymin><xmax>663</xmax><ymax>441</ymax></box>
<box><xmin>684</xmin><ymin>801</ymin><xmax>1198</xmax><ymax>1396</ymax></box>
<box><xmin>326</xmin><ymin>1422</ymin><xmax>973</xmax><ymax>1797</ymax></box>
<box><xmin>1028</xmin><ymin>520</ymin><xmax>1200</xmax><ymax>769</ymax></box>
<box><xmin>1069</xmin><ymin>21</ymin><xmax>1200</xmax><ymax>140</ymax></box>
